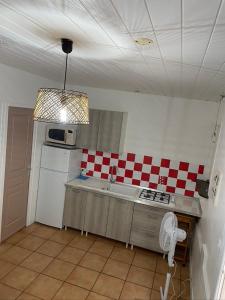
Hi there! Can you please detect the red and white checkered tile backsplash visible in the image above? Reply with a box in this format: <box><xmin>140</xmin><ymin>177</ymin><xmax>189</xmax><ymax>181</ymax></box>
<box><xmin>81</xmin><ymin>149</ymin><xmax>204</xmax><ymax>197</ymax></box>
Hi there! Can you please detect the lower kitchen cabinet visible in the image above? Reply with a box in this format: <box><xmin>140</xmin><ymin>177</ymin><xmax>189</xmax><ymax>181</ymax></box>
<box><xmin>130</xmin><ymin>203</ymin><xmax>167</xmax><ymax>252</ymax></box>
<box><xmin>84</xmin><ymin>191</ymin><xmax>110</xmax><ymax>236</ymax></box>
<box><xmin>106</xmin><ymin>197</ymin><xmax>134</xmax><ymax>244</ymax></box>
<box><xmin>63</xmin><ymin>187</ymin><xmax>87</xmax><ymax>231</ymax></box>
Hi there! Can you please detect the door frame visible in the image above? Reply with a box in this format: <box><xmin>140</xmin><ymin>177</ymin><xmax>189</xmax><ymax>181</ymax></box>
<box><xmin>0</xmin><ymin>103</ymin><xmax>9</xmax><ymax>241</ymax></box>
<box><xmin>0</xmin><ymin>104</ymin><xmax>38</xmax><ymax>241</ymax></box>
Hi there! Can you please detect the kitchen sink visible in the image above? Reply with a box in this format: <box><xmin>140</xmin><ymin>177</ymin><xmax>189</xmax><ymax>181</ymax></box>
<box><xmin>102</xmin><ymin>183</ymin><xmax>138</xmax><ymax>197</ymax></box>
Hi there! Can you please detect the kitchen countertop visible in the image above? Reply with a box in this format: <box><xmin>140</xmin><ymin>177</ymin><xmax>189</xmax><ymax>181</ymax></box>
<box><xmin>66</xmin><ymin>177</ymin><xmax>202</xmax><ymax>218</ymax></box>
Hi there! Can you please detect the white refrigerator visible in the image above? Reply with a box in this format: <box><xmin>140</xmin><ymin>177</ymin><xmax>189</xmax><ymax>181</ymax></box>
<box><xmin>36</xmin><ymin>144</ymin><xmax>82</xmax><ymax>228</ymax></box>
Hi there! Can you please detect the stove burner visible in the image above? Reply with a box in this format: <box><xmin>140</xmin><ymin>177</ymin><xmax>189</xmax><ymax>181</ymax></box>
<box><xmin>139</xmin><ymin>189</ymin><xmax>170</xmax><ymax>204</ymax></box>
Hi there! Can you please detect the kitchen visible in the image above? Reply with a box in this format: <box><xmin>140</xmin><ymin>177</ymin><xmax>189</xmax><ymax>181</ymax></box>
<box><xmin>0</xmin><ymin>1</ymin><xmax>225</xmax><ymax>300</ymax></box>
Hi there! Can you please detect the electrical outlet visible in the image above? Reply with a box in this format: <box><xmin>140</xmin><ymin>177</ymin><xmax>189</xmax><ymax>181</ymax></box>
<box><xmin>209</xmin><ymin>170</ymin><xmax>223</xmax><ymax>206</ymax></box>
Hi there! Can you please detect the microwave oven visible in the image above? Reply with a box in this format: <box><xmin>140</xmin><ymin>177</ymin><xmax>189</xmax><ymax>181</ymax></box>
<box><xmin>45</xmin><ymin>125</ymin><xmax>76</xmax><ymax>145</ymax></box>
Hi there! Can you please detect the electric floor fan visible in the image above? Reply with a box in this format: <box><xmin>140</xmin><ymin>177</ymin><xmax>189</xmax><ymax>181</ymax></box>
<box><xmin>159</xmin><ymin>212</ymin><xmax>186</xmax><ymax>300</ymax></box>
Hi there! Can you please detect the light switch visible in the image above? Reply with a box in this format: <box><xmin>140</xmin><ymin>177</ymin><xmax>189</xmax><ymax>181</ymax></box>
<box><xmin>209</xmin><ymin>170</ymin><xmax>223</xmax><ymax>206</ymax></box>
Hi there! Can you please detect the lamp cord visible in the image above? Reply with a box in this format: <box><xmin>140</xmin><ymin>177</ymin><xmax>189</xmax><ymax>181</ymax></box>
<box><xmin>63</xmin><ymin>53</ymin><xmax>68</xmax><ymax>90</ymax></box>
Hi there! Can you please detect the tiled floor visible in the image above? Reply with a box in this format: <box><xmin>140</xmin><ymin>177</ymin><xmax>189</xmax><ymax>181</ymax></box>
<box><xmin>0</xmin><ymin>223</ymin><xmax>190</xmax><ymax>300</ymax></box>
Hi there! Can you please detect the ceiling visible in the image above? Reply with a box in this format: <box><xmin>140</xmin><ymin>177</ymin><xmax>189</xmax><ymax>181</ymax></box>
<box><xmin>1</xmin><ymin>0</ymin><xmax>225</xmax><ymax>101</ymax></box>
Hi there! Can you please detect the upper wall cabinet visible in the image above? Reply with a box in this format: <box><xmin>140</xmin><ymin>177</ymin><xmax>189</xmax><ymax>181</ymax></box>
<box><xmin>76</xmin><ymin>109</ymin><xmax>127</xmax><ymax>153</ymax></box>
<box><xmin>76</xmin><ymin>109</ymin><xmax>100</xmax><ymax>150</ymax></box>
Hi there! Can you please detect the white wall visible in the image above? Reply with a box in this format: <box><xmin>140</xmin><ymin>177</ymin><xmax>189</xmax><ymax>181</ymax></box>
<box><xmin>0</xmin><ymin>63</ymin><xmax>59</xmax><ymax>108</ymax></box>
<box><xmin>70</xmin><ymin>85</ymin><xmax>217</xmax><ymax>176</ymax></box>
<box><xmin>191</xmin><ymin>101</ymin><xmax>225</xmax><ymax>299</ymax></box>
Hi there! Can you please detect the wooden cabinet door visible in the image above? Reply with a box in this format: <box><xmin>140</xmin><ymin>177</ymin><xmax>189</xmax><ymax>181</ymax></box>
<box><xmin>84</xmin><ymin>192</ymin><xmax>109</xmax><ymax>236</ymax></box>
<box><xmin>63</xmin><ymin>187</ymin><xmax>87</xmax><ymax>230</ymax></box>
<box><xmin>97</xmin><ymin>111</ymin><xmax>123</xmax><ymax>153</ymax></box>
<box><xmin>106</xmin><ymin>197</ymin><xmax>134</xmax><ymax>243</ymax></box>
<box><xmin>130</xmin><ymin>204</ymin><xmax>167</xmax><ymax>252</ymax></box>
<box><xmin>76</xmin><ymin>109</ymin><xmax>100</xmax><ymax>149</ymax></box>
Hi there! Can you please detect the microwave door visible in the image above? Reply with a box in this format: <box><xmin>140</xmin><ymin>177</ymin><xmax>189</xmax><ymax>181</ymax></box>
<box><xmin>48</xmin><ymin>129</ymin><xmax>65</xmax><ymax>144</ymax></box>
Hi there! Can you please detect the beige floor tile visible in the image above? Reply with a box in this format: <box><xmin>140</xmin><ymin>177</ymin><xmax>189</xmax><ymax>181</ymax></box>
<box><xmin>50</xmin><ymin>229</ymin><xmax>77</xmax><ymax>245</ymax></box>
<box><xmin>89</xmin><ymin>241</ymin><xmax>114</xmax><ymax>258</ymax></box>
<box><xmin>53</xmin><ymin>282</ymin><xmax>89</xmax><ymax>300</ymax></box>
<box><xmin>66</xmin><ymin>265</ymin><xmax>99</xmax><ymax>290</ymax></box>
<box><xmin>127</xmin><ymin>265</ymin><xmax>154</xmax><ymax>288</ymax></box>
<box><xmin>156</xmin><ymin>256</ymin><xmax>181</xmax><ymax>280</ymax></box>
<box><xmin>96</xmin><ymin>237</ymin><xmax>116</xmax><ymax>247</ymax></box>
<box><xmin>120</xmin><ymin>282</ymin><xmax>151</xmax><ymax>300</ymax></box>
<box><xmin>32</xmin><ymin>225</ymin><xmax>57</xmax><ymax>239</ymax></box>
<box><xmin>153</xmin><ymin>273</ymin><xmax>180</xmax><ymax>295</ymax></box>
<box><xmin>156</xmin><ymin>256</ymin><xmax>169</xmax><ymax>274</ymax></box>
<box><xmin>17</xmin><ymin>292</ymin><xmax>41</xmax><ymax>300</ymax></box>
<box><xmin>21</xmin><ymin>223</ymin><xmax>42</xmax><ymax>234</ymax></box>
<box><xmin>1</xmin><ymin>266</ymin><xmax>38</xmax><ymax>291</ymax></box>
<box><xmin>6</xmin><ymin>231</ymin><xmax>28</xmax><ymax>245</ymax></box>
<box><xmin>0</xmin><ymin>283</ymin><xmax>21</xmax><ymax>300</ymax></box>
<box><xmin>132</xmin><ymin>252</ymin><xmax>157</xmax><ymax>271</ymax></box>
<box><xmin>180</xmin><ymin>280</ymin><xmax>190</xmax><ymax>299</ymax></box>
<box><xmin>0</xmin><ymin>260</ymin><xmax>16</xmax><ymax>279</ymax></box>
<box><xmin>92</xmin><ymin>274</ymin><xmax>124</xmax><ymax>299</ymax></box>
<box><xmin>42</xmin><ymin>259</ymin><xmax>75</xmax><ymax>281</ymax></box>
<box><xmin>110</xmin><ymin>247</ymin><xmax>135</xmax><ymax>264</ymax></box>
<box><xmin>25</xmin><ymin>274</ymin><xmax>62</xmax><ymax>300</ymax></box>
<box><xmin>79</xmin><ymin>252</ymin><xmax>107</xmax><ymax>272</ymax></box>
<box><xmin>103</xmin><ymin>258</ymin><xmax>130</xmax><ymax>280</ymax></box>
<box><xmin>150</xmin><ymin>289</ymin><xmax>161</xmax><ymax>300</ymax></box>
<box><xmin>180</xmin><ymin>264</ymin><xmax>190</xmax><ymax>280</ymax></box>
<box><xmin>69</xmin><ymin>235</ymin><xmax>95</xmax><ymax>251</ymax></box>
<box><xmin>21</xmin><ymin>252</ymin><xmax>53</xmax><ymax>273</ymax></box>
<box><xmin>0</xmin><ymin>242</ymin><xmax>12</xmax><ymax>255</ymax></box>
<box><xmin>58</xmin><ymin>246</ymin><xmax>85</xmax><ymax>264</ymax></box>
<box><xmin>37</xmin><ymin>240</ymin><xmax>65</xmax><ymax>257</ymax></box>
<box><xmin>0</xmin><ymin>246</ymin><xmax>32</xmax><ymax>265</ymax></box>
<box><xmin>87</xmin><ymin>291</ymin><xmax>112</xmax><ymax>300</ymax></box>
<box><xmin>17</xmin><ymin>235</ymin><xmax>45</xmax><ymax>251</ymax></box>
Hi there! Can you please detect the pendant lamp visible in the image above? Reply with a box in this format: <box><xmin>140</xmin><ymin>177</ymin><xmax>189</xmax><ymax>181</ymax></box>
<box><xmin>33</xmin><ymin>38</ymin><xmax>89</xmax><ymax>124</ymax></box>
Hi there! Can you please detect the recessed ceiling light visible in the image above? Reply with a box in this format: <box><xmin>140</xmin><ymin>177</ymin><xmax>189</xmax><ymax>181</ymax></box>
<box><xmin>135</xmin><ymin>38</ymin><xmax>153</xmax><ymax>46</ymax></box>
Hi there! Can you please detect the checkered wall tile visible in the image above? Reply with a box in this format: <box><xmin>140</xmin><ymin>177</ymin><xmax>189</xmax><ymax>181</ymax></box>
<box><xmin>81</xmin><ymin>149</ymin><xmax>205</xmax><ymax>197</ymax></box>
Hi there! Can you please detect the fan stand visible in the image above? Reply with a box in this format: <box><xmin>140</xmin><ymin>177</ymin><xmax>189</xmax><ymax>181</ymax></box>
<box><xmin>160</xmin><ymin>233</ymin><xmax>177</xmax><ymax>300</ymax></box>
<box><xmin>160</xmin><ymin>272</ymin><xmax>171</xmax><ymax>300</ymax></box>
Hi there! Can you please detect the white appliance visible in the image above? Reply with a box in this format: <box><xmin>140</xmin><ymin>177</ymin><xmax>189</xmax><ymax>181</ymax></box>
<box><xmin>36</xmin><ymin>144</ymin><xmax>82</xmax><ymax>228</ymax></box>
<box><xmin>46</xmin><ymin>124</ymin><xmax>76</xmax><ymax>145</ymax></box>
<box><xmin>159</xmin><ymin>212</ymin><xmax>186</xmax><ymax>300</ymax></box>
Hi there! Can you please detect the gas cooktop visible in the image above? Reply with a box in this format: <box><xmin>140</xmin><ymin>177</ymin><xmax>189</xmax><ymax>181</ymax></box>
<box><xmin>139</xmin><ymin>189</ymin><xmax>171</xmax><ymax>204</ymax></box>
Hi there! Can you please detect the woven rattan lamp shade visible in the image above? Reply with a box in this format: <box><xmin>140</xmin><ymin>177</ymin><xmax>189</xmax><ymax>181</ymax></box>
<box><xmin>33</xmin><ymin>88</ymin><xmax>89</xmax><ymax>124</ymax></box>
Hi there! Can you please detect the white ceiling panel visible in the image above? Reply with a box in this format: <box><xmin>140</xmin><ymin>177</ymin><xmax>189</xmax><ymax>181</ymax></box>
<box><xmin>0</xmin><ymin>0</ymin><xmax>225</xmax><ymax>102</ymax></box>
<box><xmin>145</xmin><ymin>0</ymin><xmax>181</xmax><ymax>30</ymax></box>
<box><xmin>182</xmin><ymin>27</ymin><xmax>212</xmax><ymax>66</ymax></box>
<box><xmin>183</xmin><ymin>0</ymin><xmax>222</xmax><ymax>27</ymax></box>
<box><xmin>155</xmin><ymin>30</ymin><xmax>181</xmax><ymax>62</ymax></box>
<box><xmin>203</xmin><ymin>25</ymin><xmax>225</xmax><ymax>70</ymax></box>
<box><xmin>111</xmin><ymin>0</ymin><xmax>153</xmax><ymax>33</ymax></box>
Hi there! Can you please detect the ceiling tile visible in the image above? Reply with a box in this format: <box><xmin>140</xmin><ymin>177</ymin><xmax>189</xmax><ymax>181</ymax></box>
<box><xmin>183</xmin><ymin>0</ymin><xmax>221</xmax><ymax>27</ymax></box>
<box><xmin>111</xmin><ymin>0</ymin><xmax>153</xmax><ymax>33</ymax></box>
<box><xmin>145</xmin><ymin>0</ymin><xmax>181</xmax><ymax>30</ymax></box>
<box><xmin>155</xmin><ymin>29</ymin><xmax>181</xmax><ymax>62</ymax></box>
<box><xmin>182</xmin><ymin>27</ymin><xmax>212</xmax><ymax>66</ymax></box>
<box><xmin>203</xmin><ymin>25</ymin><xmax>225</xmax><ymax>70</ymax></box>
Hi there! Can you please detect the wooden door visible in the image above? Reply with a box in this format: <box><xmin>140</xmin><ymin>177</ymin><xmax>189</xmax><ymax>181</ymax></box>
<box><xmin>76</xmin><ymin>109</ymin><xmax>100</xmax><ymax>149</ymax></box>
<box><xmin>106</xmin><ymin>197</ymin><xmax>134</xmax><ymax>243</ymax></box>
<box><xmin>1</xmin><ymin>107</ymin><xmax>33</xmax><ymax>241</ymax></box>
<box><xmin>84</xmin><ymin>191</ymin><xmax>109</xmax><ymax>236</ymax></box>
